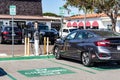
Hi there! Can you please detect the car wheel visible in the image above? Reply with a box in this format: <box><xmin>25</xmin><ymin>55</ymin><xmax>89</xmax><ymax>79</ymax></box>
<box><xmin>39</xmin><ymin>35</ymin><xmax>43</xmax><ymax>44</ymax></box>
<box><xmin>18</xmin><ymin>40</ymin><xmax>22</xmax><ymax>44</ymax></box>
<box><xmin>51</xmin><ymin>41</ymin><xmax>55</xmax><ymax>45</ymax></box>
<box><xmin>116</xmin><ymin>61</ymin><xmax>120</xmax><ymax>65</ymax></box>
<box><xmin>82</xmin><ymin>52</ymin><xmax>93</xmax><ymax>67</ymax></box>
<box><xmin>0</xmin><ymin>37</ymin><xmax>4</xmax><ymax>44</ymax></box>
<box><xmin>53</xmin><ymin>47</ymin><xmax>61</xmax><ymax>59</ymax></box>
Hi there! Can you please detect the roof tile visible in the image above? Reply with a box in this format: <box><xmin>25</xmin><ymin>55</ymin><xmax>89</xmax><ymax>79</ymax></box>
<box><xmin>65</xmin><ymin>13</ymin><xmax>107</xmax><ymax>20</ymax></box>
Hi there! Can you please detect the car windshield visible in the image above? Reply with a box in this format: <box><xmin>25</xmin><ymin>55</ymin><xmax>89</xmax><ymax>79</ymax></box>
<box><xmin>51</xmin><ymin>28</ymin><xmax>58</xmax><ymax>32</ymax></box>
<box><xmin>91</xmin><ymin>30</ymin><xmax>120</xmax><ymax>37</ymax></box>
<box><xmin>5</xmin><ymin>27</ymin><xmax>21</xmax><ymax>31</ymax></box>
<box><xmin>38</xmin><ymin>25</ymin><xmax>49</xmax><ymax>31</ymax></box>
<box><xmin>69</xmin><ymin>29</ymin><xmax>77</xmax><ymax>32</ymax></box>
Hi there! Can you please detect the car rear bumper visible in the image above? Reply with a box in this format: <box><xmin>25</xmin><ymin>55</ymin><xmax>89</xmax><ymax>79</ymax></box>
<box><xmin>4</xmin><ymin>38</ymin><xmax>22</xmax><ymax>42</ymax></box>
<box><xmin>92</xmin><ymin>52</ymin><xmax>120</xmax><ymax>62</ymax></box>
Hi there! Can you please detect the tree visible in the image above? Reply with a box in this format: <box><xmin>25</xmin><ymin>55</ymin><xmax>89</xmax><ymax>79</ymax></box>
<box><xmin>93</xmin><ymin>0</ymin><xmax>120</xmax><ymax>31</ymax></box>
<box><xmin>64</xmin><ymin>0</ymin><xmax>120</xmax><ymax>31</ymax></box>
<box><xmin>63</xmin><ymin>0</ymin><xmax>93</xmax><ymax>14</ymax></box>
<box><xmin>43</xmin><ymin>12</ymin><xmax>60</xmax><ymax>17</ymax></box>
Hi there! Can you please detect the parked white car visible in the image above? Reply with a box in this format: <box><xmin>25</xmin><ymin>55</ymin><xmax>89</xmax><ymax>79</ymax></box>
<box><xmin>59</xmin><ymin>28</ymin><xmax>78</xmax><ymax>38</ymax></box>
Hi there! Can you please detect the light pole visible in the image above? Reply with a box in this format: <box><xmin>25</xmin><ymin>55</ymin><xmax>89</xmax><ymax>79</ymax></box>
<box><xmin>84</xmin><ymin>7</ymin><xmax>87</xmax><ymax>29</ymax></box>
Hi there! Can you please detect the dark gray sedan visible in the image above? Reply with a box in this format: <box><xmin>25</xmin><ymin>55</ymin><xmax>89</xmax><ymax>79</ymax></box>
<box><xmin>53</xmin><ymin>29</ymin><xmax>120</xmax><ymax>66</ymax></box>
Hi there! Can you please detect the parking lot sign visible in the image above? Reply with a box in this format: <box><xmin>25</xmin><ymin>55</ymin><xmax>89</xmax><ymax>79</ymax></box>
<box><xmin>59</xmin><ymin>7</ymin><xmax>65</xmax><ymax>16</ymax></box>
<box><xmin>9</xmin><ymin>5</ymin><xmax>16</xmax><ymax>15</ymax></box>
<box><xmin>9</xmin><ymin>5</ymin><xmax>16</xmax><ymax>57</ymax></box>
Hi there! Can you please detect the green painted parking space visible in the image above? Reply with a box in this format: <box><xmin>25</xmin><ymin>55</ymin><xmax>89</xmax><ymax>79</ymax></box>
<box><xmin>49</xmin><ymin>60</ymin><xmax>96</xmax><ymax>74</ymax></box>
<box><xmin>49</xmin><ymin>60</ymin><xmax>120</xmax><ymax>73</ymax></box>
<box><xmin>7</xmin><ymin>74</ymin><xmax>17</xmax><ymax>80</ymax></box>
<box><xmin>18</xmin><ymin>67</ymin><xmax>75</xmax><ymax>77</ymax></box>
<box><xmin>0</xmin><ymin>55</ymin><xmax>54</xmax><ymax>61</ymax></box>
<box><xmin>90</xmin><ymin>65</ymin><xmax>120</xmax><ymax>71</ymax></box>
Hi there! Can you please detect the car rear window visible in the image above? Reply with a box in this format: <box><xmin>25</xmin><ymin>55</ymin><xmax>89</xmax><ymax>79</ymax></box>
<box><xmin>91</xmin><ymin>30</ymin><xmax>120</xmax><ymax>37</ymax></box>
<box><xmin>5</xmin><ymin>27</ymin><xmax>21</xmax><ymax>31</ymax></box>
<box><xmin>38</xmin><ymin>25</ymin><xmax>49</xmax><ymax>31</ymax></box>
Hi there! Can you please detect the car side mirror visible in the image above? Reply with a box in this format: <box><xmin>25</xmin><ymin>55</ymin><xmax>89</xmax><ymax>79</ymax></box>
<box><xmin>56</xmin><ymin>38</ymin><xmax>61</xmax><ymax>42</ymax></box>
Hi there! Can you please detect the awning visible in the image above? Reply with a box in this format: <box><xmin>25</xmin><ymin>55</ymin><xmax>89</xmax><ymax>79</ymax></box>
<box><xmin>78</xmin><ymin>22</ymin><xmax>84</xmax><ymax>27</ymax></box>
<box><xmin>67</xmin><ymin>22</ymin><xmax>72</xmax><ymax>27</ymax></box>
<box><xmin>85</xmin><ymin>21</ymin><xmax>91</xmax><ymax>27</ymax></box>
<box><xmin>92</xmin><ymin>21</ymin><xmax>99</xmax><ymax>27</ymax></box>
<box><xmin>72</xmin><ymin>22</ymin><xmax>77</xmax><ymax>27</ymax></box>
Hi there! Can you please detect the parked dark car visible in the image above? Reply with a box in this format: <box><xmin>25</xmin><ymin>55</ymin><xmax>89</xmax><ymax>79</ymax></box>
<box><xmin>0</xmin><ymin>26</ymin><xmax>22</xmax><ymax>44</ymax></box>
<box><xmin>26</xmin><ymin>24</ymin><xmax>59</xmax><ymax>44</ymax></box>
<box><xmin>53</xmin><ymin>29</ymin><xmax>120</xmax><ymax>66</ymax></box>
<box><xmin>51</xmin><ymin>28</ymin><xmax>59</xmax><ymax>37</ymax></box>
<box><xmin>38</xmin><ymin>24</ymin><xmax>58</xmax><ymax>44</ymax></box>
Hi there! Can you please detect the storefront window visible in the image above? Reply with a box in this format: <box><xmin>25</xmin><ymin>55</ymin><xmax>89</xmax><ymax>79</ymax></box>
<box><xmin>0</xmin><ymin>21</ymin><xmax>3</xmax><ymax>27</ymax></box>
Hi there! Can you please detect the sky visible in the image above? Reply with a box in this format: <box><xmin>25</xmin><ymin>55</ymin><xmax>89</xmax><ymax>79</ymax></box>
<box><xmin>42</xmin><ymin>0</ymin><xmax>81</xmax><ymax>16</ymax></box>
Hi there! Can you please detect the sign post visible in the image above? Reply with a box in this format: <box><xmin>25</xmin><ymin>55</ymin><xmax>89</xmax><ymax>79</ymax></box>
<box><xmin>9</xmin><ymin>5</ymin><xmax>16</xmax><ymax>57</ymax></box>
<box><xmin>59</xmin><ymin>7</ymin><xmax>65</xmax><ymax>37</ymax></box>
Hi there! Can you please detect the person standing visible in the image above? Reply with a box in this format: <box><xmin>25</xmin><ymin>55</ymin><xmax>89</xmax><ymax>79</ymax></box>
<box><xmin>34</xmin><ymin>21</ymin><xmax>40</xmax><ymax>56</ymax></box>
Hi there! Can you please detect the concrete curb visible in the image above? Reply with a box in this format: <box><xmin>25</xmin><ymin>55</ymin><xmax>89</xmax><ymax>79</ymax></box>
<box><xmin>0</xmin><ymin>54</ymin><xmax>54</xmax><ymax>61</ymax></box>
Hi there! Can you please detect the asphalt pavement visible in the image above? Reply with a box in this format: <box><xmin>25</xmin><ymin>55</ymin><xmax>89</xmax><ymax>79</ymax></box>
<box><xmin>0</xmin><ymin>44</ymin><xmax>120</xmax><ymax>80</ymax></box>
<box><xmin>0</xmin><ymin>56</ymin><xmax>120</xmax><ymax>80</ymax></box>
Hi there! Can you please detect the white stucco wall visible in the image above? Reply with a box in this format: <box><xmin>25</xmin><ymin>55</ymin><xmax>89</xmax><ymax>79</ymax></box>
<box><xmin>116</xmin><ymin>20</ymin><xmax>120</xmax><ymax>32</ymax></box>
<box><xmin>46</xmin><ymin>22</ymin><xmax>51</xmax><ymax>30</ymax></box>
<box><xmin>3</xmin><ymin>20</ymin><xmax>9</xmax><ymax>26</ymax></box>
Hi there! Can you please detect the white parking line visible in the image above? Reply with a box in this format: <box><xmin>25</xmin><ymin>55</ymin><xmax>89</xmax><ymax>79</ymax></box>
<box><xmin>0</xmin><ymin>53</ymin><xmax>7</xmax><ymax>56</ymax></box>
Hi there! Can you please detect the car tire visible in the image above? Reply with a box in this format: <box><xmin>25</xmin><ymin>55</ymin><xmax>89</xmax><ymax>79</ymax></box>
<box><xmin>0</xmin><ymin>37</ymin><xmax>4</xmax><ymax>44</ymax></box>
<box><xmin>81</xmin><ymin>52</ymin><xmax>93</xmax><ymax>67</ymax></box>
<box><xmin>39</xmin><ymin>35</ymin><xmax>43</xmax><ymax>44</ymax></box>
<box><xmin>116</xmin><ymin>61</ymin><xmax>120</xmax><ymax>65</ymax></box>
<box><xmin>51</xmin><ymin>40</ymin><xmax>55</xmax><ymax>45</ymax></box>
<box><xmin>18</xmin><ymin>40</ymin><xmax>22</xmax><ymax>44</ymax></box>
<box><xmin>53</xmin><ymin>46</ymin><xmax>61</xmax><ymax>59</ymax></box>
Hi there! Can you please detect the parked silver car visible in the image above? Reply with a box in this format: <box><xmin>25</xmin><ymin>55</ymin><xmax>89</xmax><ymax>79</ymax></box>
<box><xmin>53</xmin><ymin>29</ymin><xmax>120</xmax><ymax>66</ymax></box>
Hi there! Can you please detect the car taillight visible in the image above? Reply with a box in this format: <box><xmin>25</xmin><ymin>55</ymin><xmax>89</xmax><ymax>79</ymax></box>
<box><xmin>95</xmin><ymin>40</ymin><xmax>110</xmax><ymax>46</ymax></box>
<box><xmin>18</xmin><ymin>32</ymin><xmax>22</xmax><ymax>35</ymax></box>
<box><xmin>98</xmin><ymin>53</ymin><xmax>109</xmax><ymax>57</ymax></box>
<box><xmin>2</xmin><ymin>31</ymin><xmax>9</xmax><ymax>35</ymax></box>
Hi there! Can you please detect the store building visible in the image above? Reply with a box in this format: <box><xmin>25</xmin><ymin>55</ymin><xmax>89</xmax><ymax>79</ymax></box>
<box><xmin>0</xmin><ymin>0</ymin><xmax>61</xmax><ymax>30</ymax></box>
<box><xmin>0</xmin><ymin>0</ymin><xmax>42</xmax><ymax>16</ymax></box>
<box><xmin>0</xmin><ymin>15</ymin><xmax>61</xmax><ymax>30</ymax></box>
<box><xmin>65</xmin><ymin>13</ymin><xmax>120</xmax><ymax>32</ymax></box>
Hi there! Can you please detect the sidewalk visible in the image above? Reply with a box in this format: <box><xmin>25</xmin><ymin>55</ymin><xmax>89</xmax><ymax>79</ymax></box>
<box><xmin>0</xmin><ymin>44</ymin><xmax>54</xmax><ymax>58</ymax></box>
